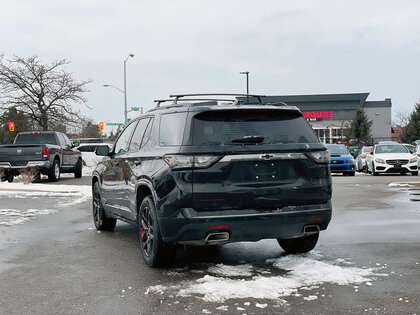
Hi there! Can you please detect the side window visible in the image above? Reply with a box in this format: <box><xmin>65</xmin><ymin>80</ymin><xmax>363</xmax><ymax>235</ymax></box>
<box><xmin>159</xmin><ymin>112</ymin><xmax>188</xmax><ymax>146</ymax></box>
<box><xmin>57</xmin><ymin>134</ymin><xmax>67</xmax><ymax>147</ymax></box>
<box><xmin>141</xmin><ymin>118</ymin><xmax>154</xmax><ymax>148</ymax></box>
<box><xmin>129</xmin><ymin>118</ymin><xmax>151</xmax><ymax>152</ymax></box>
<box><xmin>78</xmin><ymin>145</ymin><xmax>95</xmax><ymax>152</ymax></box>
<box><xmin>63</xmin><ymin>135</ymin><xmax>72</xmax><ymax>147</ymax></box>
<box><xmin>114</xmin><ymin>122</ymin><xmax>136</xmax><ymax>155</ymax></box>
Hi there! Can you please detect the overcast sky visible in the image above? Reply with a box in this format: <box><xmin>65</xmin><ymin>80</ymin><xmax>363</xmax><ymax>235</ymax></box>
<box><xmin>1</xmin><ymin>0</ymin><xmax>420</xmax><ymax>129</ymax></box>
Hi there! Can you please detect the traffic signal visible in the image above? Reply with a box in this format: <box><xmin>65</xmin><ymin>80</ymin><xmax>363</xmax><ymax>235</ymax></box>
<box><xmin>98</xmin><ymin>121</ymin><xmax>104</xmax><ymax>131</ymax></box>
<box><xmin>8</xmin><ymin>122</ymin><xmax>15</xmax><ymax>132</ymax></box>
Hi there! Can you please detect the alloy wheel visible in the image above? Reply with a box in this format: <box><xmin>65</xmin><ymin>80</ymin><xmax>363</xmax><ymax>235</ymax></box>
<box><xmin>141</xmin><ymin>205</ymin><xmax>154</xmax><ymax>257</ymax></box>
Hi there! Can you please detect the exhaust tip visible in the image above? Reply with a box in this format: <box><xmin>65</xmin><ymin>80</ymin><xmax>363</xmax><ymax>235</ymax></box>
<box><xmin>205</xmin><ymin>232</ymin><xmax>230</xmax><ymax>244</ymax></box>
<box><xmin>303</xmin><ymin>225</ymin><xmax>320</xmax><ymax>234</ymax></box>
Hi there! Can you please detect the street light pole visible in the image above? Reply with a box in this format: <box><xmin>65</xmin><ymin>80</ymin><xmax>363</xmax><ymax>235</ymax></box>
<box><xmin>123</xmin><ymin>54</ymin><xmax>135</xmax><ymax>124</ymax></box>
<box><xmin>239</xmin><ymin>71</ymin><xmax>249</xmax><ymax>94</ymax></box>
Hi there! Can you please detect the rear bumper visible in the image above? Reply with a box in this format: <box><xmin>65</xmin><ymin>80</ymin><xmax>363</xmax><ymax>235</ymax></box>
<box><xmin>0</xmin><ymin>161</ymin><xmax>51</xmax><ymax>176</ymax></box>
<box><xmin>159</xmin><ymin>201</ymin><xmax>332</xmax><ymax>244</ymax></box>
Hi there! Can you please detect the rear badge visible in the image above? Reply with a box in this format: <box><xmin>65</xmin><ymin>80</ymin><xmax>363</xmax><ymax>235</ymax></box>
<box><xmin>16</xmin><ymin>149</ymin><xmax>22</xmax><ymax>154</ymax></box>
<box><xmin>260</xmin><ymin>154</ymin><xmax>274</xmax><ymax>160</ymax></box>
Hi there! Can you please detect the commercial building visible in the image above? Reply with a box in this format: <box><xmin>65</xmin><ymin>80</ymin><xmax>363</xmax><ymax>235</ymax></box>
<box><xmin>264</xmin><ymin>93</ymin><xmax>391</xmax><ymax>144</ymax></box>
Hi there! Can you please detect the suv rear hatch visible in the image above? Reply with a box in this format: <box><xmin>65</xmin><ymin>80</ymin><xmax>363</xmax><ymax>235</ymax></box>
<box><xmin>178</xmin><ymin>108</ymin><xmax>331</xmax><ymax>211</ymax></box>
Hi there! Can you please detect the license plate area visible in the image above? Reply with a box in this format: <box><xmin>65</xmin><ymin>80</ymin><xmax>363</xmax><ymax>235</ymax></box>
<box><xmin>253</xmin><ymin>161</ymin><xmax>278</xmax><ymax>180</ymax></box>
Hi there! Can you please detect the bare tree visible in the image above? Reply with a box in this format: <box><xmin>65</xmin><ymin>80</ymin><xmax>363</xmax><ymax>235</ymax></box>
<box><xmin>0</xmin><ymin>55</ymin><xmax>91</xmax><ymax>130</ymax></box>
<box><xmin>393</xmin><ymin>108</ymin><xmax>411</xmax><ymax>127</ymax></box>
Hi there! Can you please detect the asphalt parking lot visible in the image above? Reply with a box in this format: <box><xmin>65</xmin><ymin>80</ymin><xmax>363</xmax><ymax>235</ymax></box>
<box><xmin>0</xmin><ymin>172</ymin><xmax>419</xmax><ymax>314</ymax></box>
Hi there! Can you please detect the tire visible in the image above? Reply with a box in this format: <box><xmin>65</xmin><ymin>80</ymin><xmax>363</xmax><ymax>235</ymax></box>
<box><xmin>372</xmin><ymin>163</ymin><xmax>378</xmax><ymax>176</ymax></box>
<box><xmin>48</xmin><ymin>159</ymin><xmax>60</xmax><ymax>182</ymax></box>
<box><xmin>7</xmin><ymin>173</ymin><xmax>13</xmax><ymax>183</ymax></box>
<box><xmin>277</xmin><ymin>232</ymin><xmax>319</xmax><ymax>254</ymax></box>
<box><xmin>138</xmin><ymin>196</ymin><xmax>176</xmax><ymax>267</ymax></box>
<box><xmin>74</xmin><ymin>159</ymin><xmax>83</xmax><ymax>178</ymax></box>
<box><xmin>92</xmin><ymin>182</ymin><xmax>117</xmax><ymax>231</ymax></box>
<box><xmin>412</xmin><ymin>171</ymin><xmax>419</xmax><ymax>176</ymax></box>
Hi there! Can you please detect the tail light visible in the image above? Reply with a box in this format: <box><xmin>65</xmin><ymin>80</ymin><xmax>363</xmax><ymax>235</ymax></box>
<box><xmin>418</xmin><ymin>153</ymin><xmax>420</xmax><ymax>157</ymax></box>
<box><xmin>42</xmin><ymin>147</ymin><xmax>49</xmax><ymax>158</ymax></box>
<box><xmin>164</xmin><ymin>155</ymin><xmax>221</xmax><ymax>170</ymax></box>
<box><xmin>308</xmin><ymin>151</ymin><xmax>330</xmax><ymax>164</ymax></box>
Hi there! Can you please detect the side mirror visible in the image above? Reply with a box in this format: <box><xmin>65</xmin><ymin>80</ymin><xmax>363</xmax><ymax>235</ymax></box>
<box><xmin>95</xmin><ymin>145</ymin><xmax>110</xmax><ymax>156</ymax></box>
<box><xmin>350</xmin><ymin>151</ymin><xmax>355</xmax><ymax>157</ymax></box>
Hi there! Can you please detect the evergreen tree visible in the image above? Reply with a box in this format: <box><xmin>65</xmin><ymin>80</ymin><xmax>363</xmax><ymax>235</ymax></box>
<box><xmin>401</xmin><ymin>102</ymin><xmax>420</xmax><ymax>143</ymax></box>
<box><xmin>348</xmin><ymin>107</ymin><xmax>373</xmax><ymax>144</ymax></box>
<box><xmin>0</xmin><ymin>107</ymin><xmax>32</xmax><ymax>144</ymax></box>
<box><xmin>77</xmin><ymin>119</ymin><xmax>102</xmax><ymax>138</ymax></box>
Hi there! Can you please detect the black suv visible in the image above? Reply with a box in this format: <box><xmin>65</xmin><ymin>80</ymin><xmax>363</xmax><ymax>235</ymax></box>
<box><xmin>92</xmin><ymin>94</ymin><xmax>332</xmax><ymax>267</ymax></box>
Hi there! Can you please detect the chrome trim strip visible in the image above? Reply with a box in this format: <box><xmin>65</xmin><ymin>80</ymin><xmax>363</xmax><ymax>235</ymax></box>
<box><xmin>190</xmin><ymin>208</ymin><xmax>330</xmax><ymax>219</ymax></box>
<box><xmin>0</xmin><ymin>161</ymin><xmax>48</xmax><ymax>168</ymax></box>
<box><xmin>219</xmin><ymin>153</ymin><xmax>307</xmax><ymax>162</ymax></box>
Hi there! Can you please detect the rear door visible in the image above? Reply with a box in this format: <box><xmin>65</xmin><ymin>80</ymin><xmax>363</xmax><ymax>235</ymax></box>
<box><xmin>188</xmin><ymin>109</ymin><xmax>330</xmax><ymax>211</ymax></box>
<box><xmin>101</xmin><ymin>121</ymin><xmax>137</xmax><ymax>214</ymax></box>
<box><xmin>57</xmin><ymin>133</ymin><xmax>72</xmax><ymax>166</ymax></box>
<box><xmin>116</xmin><ymin>117</ymin><xmax>152</xmax><ymax>219</ymax></box>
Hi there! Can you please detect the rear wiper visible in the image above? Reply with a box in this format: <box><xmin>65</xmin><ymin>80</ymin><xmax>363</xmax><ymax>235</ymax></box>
<box><xmin>230</xmin><ymin>135</ymin><xmax>265</xmax><ymax>144</ymax></box>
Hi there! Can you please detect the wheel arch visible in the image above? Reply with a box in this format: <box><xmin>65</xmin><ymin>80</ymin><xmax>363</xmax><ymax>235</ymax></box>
<box><xmin>136</xmin><ymin>181</ymin><xmax>156</xmax><ymax>215</ymax></box>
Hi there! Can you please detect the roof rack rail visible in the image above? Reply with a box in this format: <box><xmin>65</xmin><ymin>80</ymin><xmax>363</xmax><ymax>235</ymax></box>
<box><xmin>154</xmin><ymin>93</ymin><xmax>267</xmax><ymax>108</ymax></box>
<box><xmin>169</xmin><ymin>93</ymin><xmax>266</xmax><ymax>104</ymax></box>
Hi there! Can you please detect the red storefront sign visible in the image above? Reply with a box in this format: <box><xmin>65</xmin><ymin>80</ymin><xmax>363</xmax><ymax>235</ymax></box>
<box><xmin>303</xmin><ymin>111</ymin><xmax>333</xmax><ymax>118</ymax></box>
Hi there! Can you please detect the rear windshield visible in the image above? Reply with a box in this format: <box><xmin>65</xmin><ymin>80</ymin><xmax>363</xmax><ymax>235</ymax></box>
<box><xmin>192</xmin><ymin>109</ymin><xmax>319</xmax><ymax>145</ymax></box>
<box><xmin>14</xmin><ymin>133</ymin><xmax>57</xmax><ymax>145</ymax></box>
<box><xmin>326</xmin><ymin>145</ymin><xmax>349</xmax><ymax>155</ymax></box>
<box><xmin>375</xmin><ymin>145</ymin><xmax>408</xmax><ymax>154</ymax></box>
<box><xmin>363</xmin><ymin>146</ymin><xmax>373</xmax><ymax>153</ymax></box>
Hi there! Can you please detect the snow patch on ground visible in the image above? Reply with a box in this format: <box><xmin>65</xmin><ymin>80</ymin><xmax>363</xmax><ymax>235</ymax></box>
<box><xmin>388</xmin><ymin>182</ymin><xmax>414</xmax><ymax>187</ymax></box>
<box><xmin>0</xmin><ymin>209</ymin><xmax>57</xmax><ymax>226</ymax></box>
<box><xmin>148</xmin><ymin>253</ymin><xmax>387</xmax><ymax>303</ymax></box>
<box><xmin>207</xmin><ymin>263</ymin><xmax>254</xmax><ymax>277</ymax></box>
<box><xmin>0</xmin><ymin>182</ymin><xmax>92</xmax><ymax>226</ymax></box>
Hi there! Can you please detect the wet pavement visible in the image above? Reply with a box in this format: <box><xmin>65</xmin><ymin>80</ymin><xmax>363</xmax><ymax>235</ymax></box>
<box><xmin>0</xmin><ymin>174</ymin><xmax>419</xmax><ymax>314</ymax></box>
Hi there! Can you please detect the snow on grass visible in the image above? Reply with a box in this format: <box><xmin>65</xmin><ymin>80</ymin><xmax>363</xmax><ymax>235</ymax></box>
<box><xmin>0</xmin><ymin>209</ymin><xmax>57</xmax><ymax>226</ymax></box>
<box><xmin>148</xmin><ymin>253</ymin><xmax>387</xmax><ymax>303</ymax></box>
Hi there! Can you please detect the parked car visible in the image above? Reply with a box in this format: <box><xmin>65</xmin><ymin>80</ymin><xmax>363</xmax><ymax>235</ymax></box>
<box><xmin>355</xmin><ymin>146</ymin><xmax>373</xmax><ymax>172</ymax></box>
<box><xmin>402</xmin><ymin>143</ymin><xmax>416</xmax><ymax>154</ymax></box>
<box><xmin>75</xmin><ymin>143</ymin><xmax>111</xmax><ymax>167</ymax></box>
<box><xmin>92</xmin><ymin>94</ymin><xmax>332</xmax><ymax>267</ymax></box>
<box><xmin>71</xmin><ymin>138</ymin><xmax>104</xmax><ymax>147</ymax></box>
<box><xmin>366</xmin><ymin>142</ymin><xmax>418</xmax><ymax>175</ymax></box>
<box><xmin>0</xmin><ymin>131</ymin><xmax>82</xmax><ymax>182</ymax></box>
<box><xmin>325</xmin><ymin>144</ymin><xmax>356</xmax><ymax>176</ymax></box>
<box><xmin>415</xmin><ymin>145</ymin><xmax>420</xmax><ymax>168</ymax></box>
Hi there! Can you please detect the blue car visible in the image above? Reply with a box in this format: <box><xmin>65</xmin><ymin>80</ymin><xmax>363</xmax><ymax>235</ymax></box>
<box><xmin>325</xmin><ymin>144</ymin><xmax>356</xmax><ymax>176</ymax></box>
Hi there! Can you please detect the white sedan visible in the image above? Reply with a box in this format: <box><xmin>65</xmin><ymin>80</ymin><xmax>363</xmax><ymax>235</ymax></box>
<box><xmin>366</xmin><ymin>143</ymin><xmax>418</xmax><ymax>176</ymax></box>
<box><xmin>75</xmin><ymin>143</ymin><xmax>111</xmax><ymax>167</ymax></box>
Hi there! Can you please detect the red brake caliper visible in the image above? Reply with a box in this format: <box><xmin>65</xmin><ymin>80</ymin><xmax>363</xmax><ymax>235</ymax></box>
<box><xmin>141</xmin><ymin>227</ymin><xmax>144</xmax><ymax>238</ymax></box>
